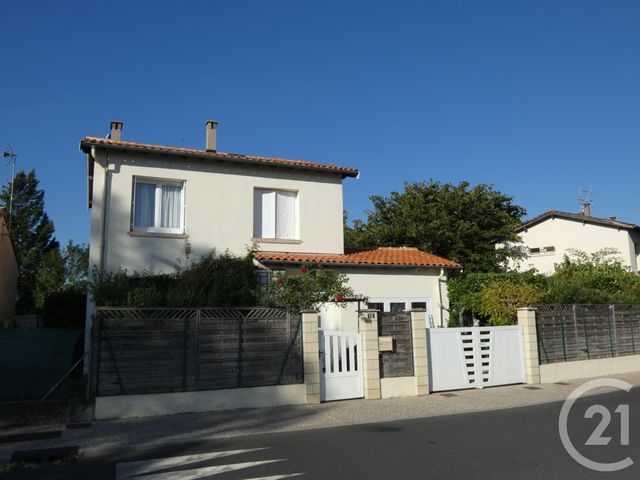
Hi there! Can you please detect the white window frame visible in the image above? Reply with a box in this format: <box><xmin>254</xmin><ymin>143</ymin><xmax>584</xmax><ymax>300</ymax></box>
<box><xmin>366</xmin><ymin>297</ymin><xmax>431</xmax><ymax>313</ymax></box>
<box><xmin>132</xmin><ymin>177</ymin><xmax>186</xmax><ymax>234</ymax></box>
<box><xmin>528</xmin><ymin>246</ymin><xmax>556</xmax><ymax>257</ymax></box>
<box><xmin>253</xmin><ymin>188</ymin><xmax>299</xmax><ymax>240</ymax></box>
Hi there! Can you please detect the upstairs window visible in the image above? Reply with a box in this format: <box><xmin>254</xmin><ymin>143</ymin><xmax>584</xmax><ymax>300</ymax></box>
<box><xmin>253</xmin><ymin>189</ymin><xmax>297</xmax><ymax>240</ymax></box>
<box><xmin>132</xmin><ymin>178</ymin><xmax>185</xmax><ymax>234</ymax></box>
<box><xmin>528</xmin><ymin>246</ymin><xmax>555</xmax><ymax>256</ymax></box>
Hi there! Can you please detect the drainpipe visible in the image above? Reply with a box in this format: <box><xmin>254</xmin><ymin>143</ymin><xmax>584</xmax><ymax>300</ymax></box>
<box><xmin>438</xmin><ymin>268</ymin><xmax>447</xmax><ymax>327</ymax></box>
<box><xmin>85</xmin><ymin>148</ymin><xmax>110</xmax><ymax>375</ymax></box>
<box><xmin>91</xmin><ymin>147</ymin><xmax>111</xmax><ymax>273</ymax></box>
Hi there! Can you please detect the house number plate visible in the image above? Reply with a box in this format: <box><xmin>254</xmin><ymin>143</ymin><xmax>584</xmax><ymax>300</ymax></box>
<box><xmin>379</xmin><ymin>336</ymin><xmax>394</xmax><ymax>352</ymax></box>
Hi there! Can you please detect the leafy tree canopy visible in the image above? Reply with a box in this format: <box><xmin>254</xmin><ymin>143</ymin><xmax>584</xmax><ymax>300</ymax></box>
<box><xmin>34</xmin><ymin>241</ymin><xmax>89</xmax><ymax>310</ymax></box>
<box><xmin>0</xmin><ymin>169</ymin><xmax>58</xmax><ymax>312</ymax></box>
<box><xmin>345</xmin><ymin>180</ymin><xmax>526</xmax><ymax>272</ymax></box>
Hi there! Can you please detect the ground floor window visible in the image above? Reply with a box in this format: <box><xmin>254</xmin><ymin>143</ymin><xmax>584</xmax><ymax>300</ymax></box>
<box><xmin>366</xmin><ymin>298</ymin><xmax>430</xmax><ymax>313</ymax></box>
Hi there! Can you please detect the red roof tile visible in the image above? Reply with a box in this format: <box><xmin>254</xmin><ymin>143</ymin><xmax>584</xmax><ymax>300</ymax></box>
<box><xmin>254</xmin><ymin>247</ymin><xmax>461</xmax><ymax>269</ymax></box>
<box><xmin>80</xmin><ymin>137</ymin><xmax>359</xmax><ymax>177</ymax></box>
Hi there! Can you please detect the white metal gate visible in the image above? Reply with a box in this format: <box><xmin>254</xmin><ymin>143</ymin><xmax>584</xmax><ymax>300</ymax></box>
<box><xmin>427</xmin><ymin>326</ymin><xmax>525</xmax><ymax>392</ymax></box>
<box><xmin>319</xmin><ymin>330</ymin><xmax>363</xmax><ymax>402</ymax></box>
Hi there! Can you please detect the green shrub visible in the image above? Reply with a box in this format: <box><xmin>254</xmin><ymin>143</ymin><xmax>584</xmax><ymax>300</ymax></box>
<box><xmin>448</xmin><ymin>270</ymin><xmax>544</xmax><ymax>325</ymax></box>
<box><xmin>448</xmin><ymin>249</ymin><xmax>640</xmax><ymax>326</ymax></box>
<box><xmin>475</xmin><ymin>281</ymin><xmax>542</xmax><ymax>325</ymax></box>
<box><xmin>262</xmin><ymin>264</ymin><xmax>361</xmax><ymax>314</ymax></box>
<box><xmin>89</xmin><ymin>249</ymin><xmax>257</xmax><ymax>307</ymax></box>
<box><xmin>167</xmin><ymin>251</ymin><xmax>257</xmax><ymax>306</ymax></box>
<box><xmin>42</xmin><ymin>287</ymin><xmax>87</xmax><ymax>328</ymax></box>
<box><xmin>541</xmin><ymin>249</ymin><xmax>640</xmax><ymax>305</ymax></box>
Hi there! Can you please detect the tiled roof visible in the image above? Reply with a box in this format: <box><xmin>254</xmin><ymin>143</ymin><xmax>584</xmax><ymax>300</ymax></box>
<box><xmin>515</xmin><ymin>210</ymin><xmax>640</xmax><ymax>233</ymax></box>
<box><xmin>254</xmin><ymin>247</ymin><xmax>461</xmax><ymax>269</ymax></box>
<box><xmin>80</xmin><ymin>137</ymin><xmax>359</xmax><ymax>177</ymax></box>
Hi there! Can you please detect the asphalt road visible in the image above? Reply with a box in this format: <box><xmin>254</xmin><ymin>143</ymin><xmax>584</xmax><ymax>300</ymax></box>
<box><xmin>4</xmin><ymin>387</ymin><xmax>639</xmax><ymax>479</ymax></box>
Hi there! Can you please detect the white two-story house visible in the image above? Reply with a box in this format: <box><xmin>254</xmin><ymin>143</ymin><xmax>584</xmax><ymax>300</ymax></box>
<box><xmin>510</xmin><ymin>207</ymin><xmax>640</xmax><ymax>274</ymax></box>
<box><xmin>81</xmin><ymin>121</ymin><xmax>460</xmax><ymax>353</ymax></box>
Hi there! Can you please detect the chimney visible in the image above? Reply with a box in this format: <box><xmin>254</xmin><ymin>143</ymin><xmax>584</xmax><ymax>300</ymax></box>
<box><xmin>109</xmin><ymin>121</ymin><xmax>123</xmax><ymax>141</ymax></box>
<box><xmin>205</xmin><ymin>120</ymin><xmax>218</xmax><ymax>151</ymax></box>
<box><xmin>581</xmin><ymin>202</ymin><xmax>591</xmax><ymax>217</ymax></box>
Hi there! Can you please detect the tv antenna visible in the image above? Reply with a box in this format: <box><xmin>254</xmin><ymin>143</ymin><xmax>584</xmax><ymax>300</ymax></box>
<box><xmin>577</xmin><ymin>187</ymin><xmax>592</xmax><ymax>216</ymax></box>
<box><xmin>3</xmin><ymin>145</ymin><xmax>17</xmax><ymax>233</ymax></box>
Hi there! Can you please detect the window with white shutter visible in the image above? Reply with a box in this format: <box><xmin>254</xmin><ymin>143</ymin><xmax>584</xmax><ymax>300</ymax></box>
<box><xmin>253</xmin><ymin>188</ymin><xmax>298</xmax><ymax>240</ymax></box>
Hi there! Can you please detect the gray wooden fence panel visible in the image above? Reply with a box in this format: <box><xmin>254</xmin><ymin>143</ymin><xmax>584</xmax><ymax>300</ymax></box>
<box><xmin>534</xmin><ymin>305</ymin><xmax>640</xmax><ymax>364</ymax></box>
<box><xmin>92</xmin><ymin>307</ymin><xmax>303</xmax><ymax>396</ymax></box>
<box><xmin>378</xmin><ymin>312</ymin><xmax>414</xmax><ymax>378</ymax></box>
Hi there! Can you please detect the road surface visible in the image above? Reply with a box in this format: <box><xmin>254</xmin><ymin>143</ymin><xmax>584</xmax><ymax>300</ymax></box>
<box><xmin>3</xmin><ymin>387</ymin><xmax>638</xmax><ymax>479</ymax></box>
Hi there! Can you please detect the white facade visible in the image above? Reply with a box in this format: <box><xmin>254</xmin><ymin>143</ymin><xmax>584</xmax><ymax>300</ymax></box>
<box><xmin>88</xmin><ymin>149</ymin><xmax>345</xmax><ymax>275</ymax></box>
<box><xmin>511</xmin><ymin>215</ymin><xmax>640</xmax><ymax>274</ymax></box>
<box><xmin>313</xmin><ymin>268</ymin><xmax>450</xmax><ymax>331</ymax></box>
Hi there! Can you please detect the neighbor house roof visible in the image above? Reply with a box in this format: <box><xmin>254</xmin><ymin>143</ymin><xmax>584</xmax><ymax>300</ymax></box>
<box><xmin>80</xmin><ymin>137</ymin><xmax>359</xmax><ymax>178</ymax></box>
<box><xmin>254</xmin><ymin>247</ymin><xmax>461</xmax><ymax>269</ymax></box>
<box><xmin>515</xmin><ymin>210</ymin><xmax>640</xmax><ymax>233</ymax></box>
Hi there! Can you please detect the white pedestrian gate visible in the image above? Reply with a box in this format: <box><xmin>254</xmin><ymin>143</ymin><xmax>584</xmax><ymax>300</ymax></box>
<box><xmin>319</xmin><ymin>330</ymin><xmax>363</xmax><ymax>402</ymax></box>
<box><xmin>427</xmin><ymin>326</ymin><xmax>525</xmax><ymax>392</ymax></box>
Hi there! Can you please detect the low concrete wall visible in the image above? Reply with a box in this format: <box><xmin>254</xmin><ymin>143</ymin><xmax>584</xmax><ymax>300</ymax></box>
<box><xmin>380</xmin><ymin>376</ymin><xmax>417</xmax><ymax>399</ymax></box>
<box><xmin>95</xmin><ymin>384</ymin><xmax>307</xmax><ymax>420</ymax></box>
<box><xmin>540</xmin><ymin>354</ymin><xmax>640</xmax><ymax>384</ymax></box>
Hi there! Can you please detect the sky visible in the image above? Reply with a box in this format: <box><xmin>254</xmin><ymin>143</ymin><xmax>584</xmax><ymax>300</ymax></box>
<box><xmin>0</xmin><ymin>0</ymin><xmax>639</xmax><ymax>246</ymax></box>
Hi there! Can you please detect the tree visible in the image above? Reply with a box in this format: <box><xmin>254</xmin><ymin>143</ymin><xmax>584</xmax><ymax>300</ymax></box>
<box><xmin>345</xmin><ymin>180</ymin><xmax>526</xmax><ymax>272</ymax></box>
<box><xmin>33</xmin><ymin>241</ymin><xmax>89</xmax><ymax>310</ymax></box>
<box><xmin>61</xmin><ymin>241</ymin><xmax>89</xmax><ymax>289</ymax></box>
<box><xmin>34</xmin><ymin>248</ymin><xmax>65</xmax><ymax>309</ymax></box>
<box><xmin>0</xmin><ymin>170</ymin><xmax>58</xmax><ymax>312</ymax></box>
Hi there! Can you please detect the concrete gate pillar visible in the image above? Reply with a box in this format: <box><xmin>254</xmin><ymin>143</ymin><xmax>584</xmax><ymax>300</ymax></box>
<box><xmin>409</xmin><ymin>309</ymin><xmax>430</xmax><ymax>395</ymax></box>
<box><xmin>358</xmin><ymin>309</ymin><xmax>381</xmax><ymax>400</ymax></box>
<box><xmin>517</xmin><ymin>307</ymin><xmax>541</xmax><ymax>384</ymax></box>
<box><xmin>302</xmin><ymin>310</ymin><xmax>321</xmax><ymax>404</ymax></box>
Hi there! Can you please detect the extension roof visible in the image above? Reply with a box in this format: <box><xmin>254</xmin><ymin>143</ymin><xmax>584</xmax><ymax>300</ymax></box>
<box><xmin>515</xmin><ymin>210</ymin><xmax>640</xmax><ymax>233</ymax></box>
<box><xmin>254</xmin><ymin>247</ymin><xmax>461</xmax><ymax>269</ymax></box>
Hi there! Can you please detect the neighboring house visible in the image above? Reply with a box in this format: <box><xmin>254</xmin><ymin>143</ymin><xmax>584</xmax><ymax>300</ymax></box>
<box><xmin>80</xmin><ymin>121</ymin><xmax>460</xmax><ymax>352</ymax></box>
<box><xmin>0</xmin><ymin>207</ymin><xmax>18</xmax><ymax>328</ymax></box>
<box><xmin>509</xmin><ymin>205</ymin><xmax>640</xmax><ymax>274</ymax></box>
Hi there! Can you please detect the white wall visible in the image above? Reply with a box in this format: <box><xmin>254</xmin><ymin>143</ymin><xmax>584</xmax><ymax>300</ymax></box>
<box><xmin>512</xmin><ymin>217</ymin><xmax>637</xmax><ymax>274</ymax></box>
<box><xmin>94</xmin><ymin>383</ymin><xmax>307</xmax><ymax>419</ymax></box>
<box><xmin>89</xmin><ymin>150</ymin><xmax>346</xmax><ymax>276</ymax></box>
<box><xmin>313</xmin><ymin>268</ymin><xmax>450</xmax><ymax>331</ymax></box>
<box><xmin>539</xmin><ymin>354</ymin><xmax>640</xmax><ymax>384</ymax></box>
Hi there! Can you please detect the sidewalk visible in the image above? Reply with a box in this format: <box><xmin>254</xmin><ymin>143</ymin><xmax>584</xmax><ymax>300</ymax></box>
<box><xmin>2</xmin><ymin>371</ymin><xmax>640</xmax><ymax>462</ymax></box>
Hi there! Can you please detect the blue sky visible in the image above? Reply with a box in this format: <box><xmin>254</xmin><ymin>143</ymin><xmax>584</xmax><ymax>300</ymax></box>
<box><xmin>1</xmin><ymin>1</ymin><xmax>638</xmax><ymax>245</ymax></box>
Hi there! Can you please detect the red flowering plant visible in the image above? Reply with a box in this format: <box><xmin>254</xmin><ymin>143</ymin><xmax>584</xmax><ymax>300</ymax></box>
<box><xmin>263</xmin><ymin>263</ymin><xmax>364</xmax><ymax>314</ymax></box>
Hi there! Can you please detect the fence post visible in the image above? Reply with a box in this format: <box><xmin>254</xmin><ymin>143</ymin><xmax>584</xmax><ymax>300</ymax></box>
<box><xmin>359</xmin><ymin>309</ymin><xmax>381</xmax><ymax>400</ymax></box>
<box><xmin>517</xmin><ymin>307</ymin><xmax>540</xmax><ymax>384</ymax></box>
<box><xmin>302</xmin><ymin>310</ymin><xmax>321</xmax><ymax>404</ymax></box>
<box><xmin>609</xmin><ymin>304</ymin><xmax>617</xmax><ymax>357</ymax></box>
<box><xmin>195</xmin><ymin>309</ymin><xmax>201</xmax><ymax>391</ymax></box>
<box><xmin>87</xmin><ymin>313</ymin><xmax>100</xmax><ymax>398</ymax></box>
<box><xmin>409</xmin><ymin>309</ymin><xmax>429</xmax><ymax>396</ymax></box>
